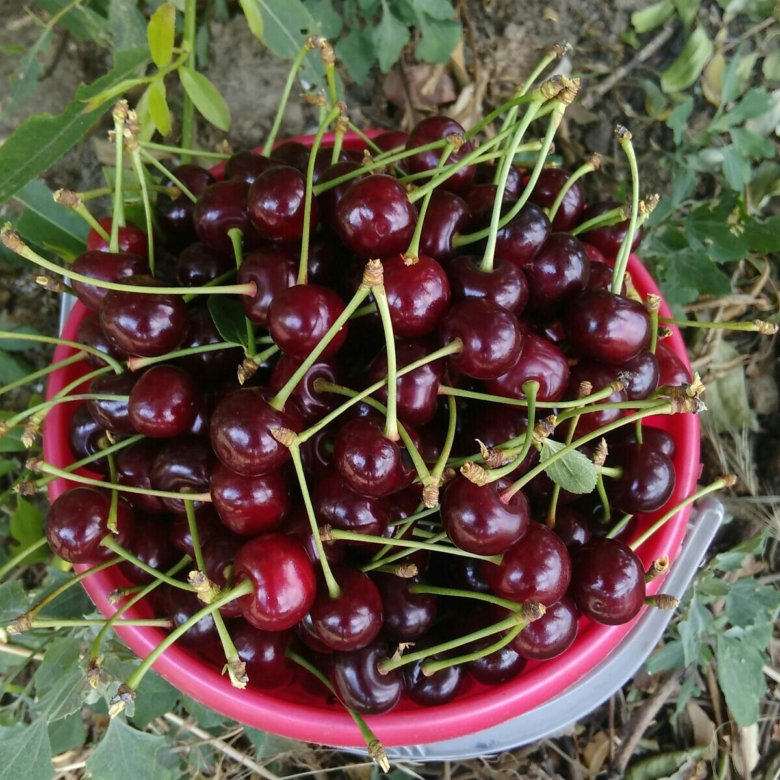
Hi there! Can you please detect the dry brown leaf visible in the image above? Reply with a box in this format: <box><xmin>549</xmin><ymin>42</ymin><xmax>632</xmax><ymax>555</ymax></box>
<box><xmin>382</xmin><ymin>64</ymin><xmax>457</xmax><ymax>112</ymax></box>
<box><xmin>683</xmin><ymin>701</ymin><xmax>717</xmax><ymax>760</ymax></box>
<box><xmin>584</xmin><ymin>730</ymin><xmax>611</xmax><ymax>773</ymax></box>
<box><xmin>731</xmin><ymin>723</ymin><xmax>760</xmax><ymax>778</ymax></box>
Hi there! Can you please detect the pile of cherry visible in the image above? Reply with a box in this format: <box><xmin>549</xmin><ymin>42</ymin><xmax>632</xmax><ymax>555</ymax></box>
<box><xmin>10</xmin><ymin>105</ymin><xmax>701</xmax><ymax>722</ymax></box>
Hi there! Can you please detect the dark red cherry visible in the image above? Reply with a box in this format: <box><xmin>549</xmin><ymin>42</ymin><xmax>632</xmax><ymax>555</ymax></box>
<box><xmin>441</xmin><ymin>475</ymin><xmax>530</xmax><ymax>555</ymax></box>
<box><xmin>330</xmin><ymin>643</ymin><xmax>403</xmax><ymax>714</ymax></box>
<box><xmin>607</xmin><ymin>424</ymin><xmax>676</xmax><ymax>458</ymax></box>
<box><xmin>448</xmin><ymin>255</ymin><xmax>528</xmax><ymax>315</ymax></box>
<box><xmin>119</xmin><ymin>515</ymin><xmax>176</xmax><ymax>585</ymax></box>
<box><xmin>366</xmin><ymin>339</ymin><xmax>444</xmax><ymax>427</ymax></box>
<box><xmin>201</xmin><ymin>532</ymin><xmax>244</xmax><ymax>617</ymax></box>
<box><xmin>45</xmin><ymin>487</ymin><xmax>132</xmax><ymax>563</ymax></box>
<box><xmin>527</xmin><ymin>168</ymin><xmax>585</xmax><ymax>231</ymax></box>
<box><xmin>237</xmin><ymin>249</ymin><xmax>298</xmax><ymax>326</ymax></box>
<box><xmin>382</xmin><ymin>254</ymin><xmax>451</xmax><ymax>338</ymax></box>
<box><xmin>473</xmin><ymin>162</ymin><xmax>522</xmax><ymax>196</ymax></box>
<box><xmin>69</xmin><ymin>405</ymin><xmax>109</xmax><ymax>474</ymax></box>
<box><xmin>155</xmin><ymin>165</ymin><xmax>216</xmax><ymax>249</ymax></box>
<box><xmin>374</xmin><ymin>573</ymin><xmax>437</xmax><ymax>642</ymax></box>
<box><xmin>616</xmin><ymin>349</ymin><xmax>659</xmax><ymax>400</ymax></box>
<box><xmin>270</xmin><ymin>141</ymin><xmax>310</xmax><ymax>171</ymax></box>
<box><xmin>440</xmin><ymin>299</ymin><xmax>523</xmax><ymax>380</ymax></box>
<box><xmin>586</xmin><ymin>259</ymin><xmax>624</xmax><ymax>293</ymax></box>
<box><xmin>570</xmin><ymin>538</ymin><xmax>645</xmax><ymax>625</ymax></box>
<box><xmin>76</xmin><ymin>312</ymin><xmax>127</xmax><ymax>367</ymax></box>
<box><xmin>373</xmin><ymin>130</ymin><xmax>408</xmax><ymax>151</ymax></box>
<box><xmin>287</xmin><ymin>503</ymin><xmax>346</xmax><ymax>566</ymax></box>
<box><xmin>607</xmin><ymin>443</ymin><xmax>676</xmax><ymax>514</ymax></box>
<box><xmin>170</xmin><ymin>505</ymin><xmax>221</xmax><ymax>558</ymax></box>
<box><xmin>72</xmin><ymin>251</ymin><xmax>149</xmax><ymax>311</ymax></box>
<box><xmin>268</xmin><ymin>355</ymin><xmax>341</xmax><ymax>423</ymax></box>
<box><xmin>224</xmin><ymin>151</ymin><xmax>275</xmax><ymax>184</ymax></box>
<box><xmin>656</xmin><ymin>340</ymin><xmax>693</xmax><ymax>387</ymax></box>
<box><xmin>230</xmin><ymin>621</ymin><xmax>294</xmax><ymax>688</ymax></box>
<box><xmin>128</xmin><ymin>365</ymin><xmax>199</xmax><ymax>438</ymax></box>
<box><xmin>150</xmin><ymin>435</ymin><xmax>214</xmax><ymax>514</ymax></box>
<box><xmin>210</xmin><ymin>461</ymin><xmax>291</xmax><ymax>535</ymax></box>
<box><xmin>154</xmin><ymin>584</ymin><xmax>219</xmax><ymax>648</ymax></box>
<box><xmin>313</xmin><ymin>469</ymin><xmax>390</xmax><ymax>545</ymax></box>
<box><xmin>405</xmin><ymin>116</ymin><xmax>475</xmax><ymax>193</ymax></box>
<box><xmin>494</xmin><ymin>204</ymin><xmax>551</xmax><ymax>268</ymax></box>
<box><xmin>335</xmin><ymin>174</ymin><xmax>416</xmax><ymax>258</ymax></box>
<box><xmin>210</xmin><ymin>387</ymin><xmax>302</xmax><ymax>476</ymax></box>
<box><xmin>194</xmin><ymin>180</ymin><xmax>251</xmax><ymax>252</ymax></box>
<box><xmin>565</xmin><ymin>290</ymin><xmax>650</xmax><ymax>365</ymax></box>
<box><xmin>565</xmin><ymin>361</ymin><xmax>628</xmax><ymax>437</ymax></box>
<box><xmin>248</xmin><ymin>165</ymin><xmax>315</xmax><ymax>242</ymax></box>
<box><xmin>317</xmin><ymin>160</ymin><xmax>366</xmax><ymax>230</ymax></box>
<box><xmin>177</xmin><ymin>306</ymin><xmax>243</xmax><ymax>376</ymax></box>
<box><xmin>523</xmin><ymin>233</ymin><xmax>590</xmax><ymax>310</ymax></box>
<box><xmin>234</xmin><ymin>533</ymin><xmax>317</xmax><ymax>631</ymax></box>
<box><xmin>405</xmin><ymin>654</ymin><xmax>464</xmax><ymax>706</ymax></box>
<box><xmin>511</xmin><ymin>596</ymin><xmax>579</xmax><ymax>660</ymax></box>
<box><xmin>87</xmin><ymin>372</ymin><xmax>138</xmax><ymax>435</ymax></box>
<box><xmin>116</xmin><ymin>439</ymin><xmax>166</xmax><ymax>514</ymax></box>
<box><xmin>87</xmin><ymin>218</ymin><xmax>148</xmax><ymax>257</ymax></box>
<box><xmin>432</xmin><ymin>555</ymin><xmax>491</xmax><ymax>593</ymax></box>
<box><xmin>467</xmin><ymin>637</ymin><xmax>526</xmax><ymax>685</ymax></box>
<box><xmin>175</xmin><ymin>243</ymin><xmax>232</xmax><ymax>287</ymax></box>
<box><xmin>579</xmin><ymin>201</ymin><xmax>643</xmax><ymax>259</ymax></box>
<box><xmin>484</xmin><ymin>332</ymin><xmax>570</xmax><ymax>403</ymax></box>
<box><xmin>310</xmin><ymin>568</ymin><xmax>384</xmax><ymax>651</ymax></box>
<box><xmin>99</xmin><ymin>275</ymin><xmax>187</xmax><ymax>358</ymax></box>
<box><xmin>483</xmin><ymin>521</ymin><xmax>571</xmax><ymax>606</ymax></box>
<box><xmin>551</xmin><ymin>506</ymin><xmax>591</xmax><ymax>549</ymax></box>
<box><xmin>298</xmin><ymin>425</ymin><xmax>337</xmax><ymax>480</ymax></box>
<box><xmin>333</xmin><ymin>416</ymin><xmax>410</xmax><ymax>498</ymax></box>
<box><xmin>268</xmin><ymin>284</ymin><xmax>348</xmax><ymax>360</ymax></box>
<box><xmin>419</xmin><ymin>189</ymin><xmax>470</xmax><ymax>263</ymax></box>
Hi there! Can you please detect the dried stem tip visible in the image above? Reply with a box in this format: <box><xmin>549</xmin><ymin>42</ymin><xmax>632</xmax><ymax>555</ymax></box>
<box><xmin>645</xmin><ymin>556</ymin><xmax>670</xmax><ymax>582</ymax></box>
<box><xmin>551</xmin><ymin>40</ymin><xmax>572</xmax><ymax>57</ymax></box>
<box><xmin>13</xmin><ymin>481</ymin><xmax>37</xmax><ymax>496</ymax></box>
<box><xmin>0</xmin><ymin>224</ymin><xmax>25</xmax><ymax>254</ymax></box>
<box><xmin>645</xmin><ymin>593</ymin><xmax>680</xmax><ymax>611</ymax></box>
<box><xmin>361</xmin><ymin>258</ymin><xmax>384</xmax><ymax>288</ymax></box>
<box><xmin>532</xmin><ymin>415</ymin><xmax>557</xmax><ymax>444</ymax></box>
<box><xmin>645</xmin><ymin>294</ymin><xmax>661</xmax><ymax>314</ymax></box>
<box><xmin>521</xmin><ymin>602</ymin><xmax>546</xmax><ymax>622</ymax></box>
<box><xmin>422</xmin><ymin>482</ymin><xmax>440</xmax><ymax>509</ymax></box>
<box><xmin>36</xmin><ymin>275</ymin><xmax>65</xmax><ymax>293</ymax></box>
<box><xmin>237</xmin><ymin>357</ymin><xmax>259</xmax><ymax>385</ymax></box>
<box><xmin>270</xmin><ymin>427</ymin><xmax>297</xmax><ymax>449</ymax></box>
<box><xmin>227</xmin><ymin>659</ymin><xmax>249</xmax><ymax>689</ymax></box>
<box><xmin>302</xmin><ymin>91</ymin><xmax>327</xmax><ymax>107</ymax></box>
<box><xmin>368</xmin><ymin>740</ymin><xmax>390</xmax><ymax>773</ymax></box>
<box><xmin>6</xmin><ymin>613</ymin><xmax>32</xmax><ymax>634</ymax></box>
<box><xmin>587</xmin><ymin>153</ymin><xmax>602</xmax><ymax>170</ymax></box>
<box><xmin>592</xmin><ymin>438</ymin><xmax>608</xmax><ymax>468</ymax></box>
<box><xmin>188</xmin><ymin>571</ymin><xmax>221</xmax><ymax>604</ymax></box>
<box><xmin>755</xmin><ymin>319</ymin><xmax>779</xmax><ymax>335</ymax></box>
<box><xmin>615</xmin><ymin>124</ymin><xmax>633</xmax><ymax>143</ymax></box>
<box><xmin>108</xmin><ymin>683</ymin><xmax>135</xmax><ymax>718</ymax></box>
<box><xmin>393</xmin><ymin>563</ymin><xmax>419</xmax><ymax>578</ymax></box>
<box><xmin>53</xmin><ymin>189</ymin><xmax>81</xmax><ymax>208</ymax></box>
<box><xmin>112</xmin><ymin>99</ymin><xmax>130</xmax><ymax>124</ymax></box>
<box><xmin>721</xmin><ymin>474</ymin><xmax>738</xmax><ymax>488</ymax></box>
<box><xmin>318</xmin><ymin>39</ymin><xmax>335</xmax><ymax>66</ymax></box>
<box><xmin>460</xmin><ymin>461</ymin><xmax>490</xmax><ymax>487</ymax></box>
<box><xmin>558</xmin><ymin>76</ymin><xmax>580</xmax><ymax>105</ymax></box>
<box><xmin>540</xmin><ymin>75</ymin><xmax>566</xmax><ymax>100</ymax></box>
<box><xmin>446</xmin><ymin>133</ymin><xmax>466</xmax><ymax>152</ymax></box>
<box><xmin>25</xmin><ymin>458</ymin><xmax>44</xmax><ymax>473</ymax></box>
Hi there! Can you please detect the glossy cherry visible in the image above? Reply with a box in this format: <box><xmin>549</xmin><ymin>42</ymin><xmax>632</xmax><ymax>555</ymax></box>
<box><xmin>268</xmin><ymin>284</ymin><xmax>348</xmax><ymax>360</ymax></box>
<box><xmin>551</xmin><ymin>506</ymin><xmax>591</xmax><ymax>549</ymax></box>
<box><xmin>169</xmin><ymin>506</ymin><xmax>222</xmax><ymax>558</ymax></box>
<box><xmin>194</xmin><ymin>180</ymin><xmax>251</xmax><ymax>252</ymax></box>
<box><xmin>405</xmin><ymin>654</ymin><xmax>464</xmax><ymax>706</ymax></box>
<box><xmin>448</xmin><ymin>255</ymin><xmax>528</xmax><ymax>315</ymax></box>
<box><xmin>493</xmin><ymin>204</ymin><xmax>551</xmax><ymax>268</ymax></box>
<box><xmin>234</xmin><ymin>533</ymin><xmax>317</xmax><ymax>631</ymax></box>
<box><xmin>578</xmin><ymin>200</ymin><xmax>643</xmax><ymax>258</ymax></box>
<box><xmin>373</xmin><ymin>130</ymin><xmax>408</xmax><ymax>151</ymax></box>
<box><xmin>483</xmin><ymin>521</ymin><xmax>571</xmax><ymax>606</ymax></box>
<box><xmin>87</xmin><ymin>371</ymin><xmax>138</xmax><ymax>435</ymax></box>
<box><xmin>87</xmin><ymin>218</ymin><xmax>148</xmax><ymax>257</ymax></box>
<box><xmin>607</xmin><ymin>443</ymin><xmax>676</xmax><ymax>514</ymax></box>
<box><xmin>440</xmin><ymin>298</ymin><xmax>523</xmax><ymax>380</ymax></box>
<box><xmin>570</xmin><ymin>538</ymin><xmax>645</xmax><ymax>625</ymax></box>
<box><xmin>419</xmin><ymin>190</ymin><xmax>470</xmax><ymax>263</ymax></box>
<box><xmin>374</xmin><ymin>573</ymin><xmax>437</xmax><ymax>642</ymax></box>
<box><xmin>175</xmin><ymin>243</ymin><xmax>232</xmax><ymax>287</ymax></box>
<box><xmin>150</xmin><ymin>435</ymin><xmax>214</xmax><ymax>514</ymax></box>
<box><xmin>45</xmin><ymin>487</ymin><xmax>132</xmax><ymax>563</ymax></box>
<box><xmin>511</xmin><ymin>596</ymin><xmax>579</xmax><ymax>660</ymax></box>
<box><xmin>334</xmin><ymin>174</ymin><xmax>416</xmax><ymax>258</ymax></box>
<box><xmin>248</xmin><ymin>165</ymin><xmax>315</xmax><ymax>242</ymax></box>
<box><xmin>317</xmin><ymin>160</ymin><xmax>366</xmax><ymax>230</ymax></box>
<box><xmin>656</xmin><ymin>340</ymin><xmax>693</xmax><ymax>386</ymax></box>
<box><xmin>119</xmin><ymin>516</ymin><xmax>177</xmax><ymax>585</ymax></box>
<box><xmin>607</xmin><ymin>424</ymin><xmax>676</xmax><ymax>458</ymax></box>
<box><xmin>237</xmin><ymin>249</ymin><xmax>298</xmax><ymax>326</ymax></box>
<box><xmin>177</xmin><ymin>305</ymin><xmax>243</xmax><ymax>376</ymax></box>
<box><xmin>523</xmin><ymin>233</ymin><xmax>590</xmax><ymax>310</ymax></box>
<box><xmin>268</xmin><ymin>355</ymin><xmax>340</xmax><ymax>423</ymax></box>
<box><xmin>270</xmin><ymin>141</ymin><xmax>310</xmax><ymax>171</ymax></box>
<box><xmin>528</xmin><ymin>168</ymin><xmax>585</xmax><ymax>232</ymax></box>
<box><xmin>330</xmin><ymin>643</ymin><xmax>403</xmax><ymax>714</ymax></box>
<box><xmin>441</xmin><ymin>475</ymin><xmax>530</xmax><ymax>555</ymax></box>
<box><xmin>155</xmin><ymin>165</ymin><xmax>216</xmax><ymax>249</ymax></box>
<box><xmin>202</xmin><ymin>532</ymin><xmax>244</xmax><ymax>617</ymax></box>
<box><xmin>230</xmin><ymin>621</ymin><xmax>294</xmax><ymax>688</ymax></box>
<box><xmin>69</xmin><ymin>405</ymin><xmax>109</xmax><ymax>474</ymax></box>
<box><xmin>210</xmin><ymin>461</ymin><xmax>291</xmax><ymax>535</ymax></box>
<box><xmin>404</xmin><ymin>116</ymin><xmax>475</xmax><ymax>193</ymax></box>
<box><xmin>72</xmin><ymin>251</ymin><xmax>149</xmax><ymax>311</ymax></box>
<box><xmin>565</xmin><ymin>361</ymin><xmax>628</xmax><ymax>437</ymax></box>
<box><xmin>76</xmin><ymin>312</ymin><xmax>127</xmax><ymax>368</ymax></box>
<box><xmin>128</xmin><ymin>365</ymin><xmax>199</xmax><ymax>438</ymax></box>
<box><xmin>224</xmin><ymin>151</ymin><xmax>275</xmax><ymax>184</ymax></box>
<box><xmin>116</xmin><ymin>439</ymin><xmax>166</xmax><ymax>514</ymax></box>
<box><xmin>154</xmin><ymin>584</ymin><xmax>220</xmax><ymax>648</ymax></box>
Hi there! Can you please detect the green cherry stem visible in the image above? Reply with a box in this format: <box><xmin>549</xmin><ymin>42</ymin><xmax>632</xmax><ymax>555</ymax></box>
<box><xmin>228</xmin><ymin>228</ymin><xmax>256</xmax><ymax>357</ymax></box>
<box><xmin>438</xmin><ymin>381</ymin><xmax>619</xmax><ymax>409</ymax></box>
<box><xmin>99</xmin><ymin>536</ymin><xmax>196</xmax><ymax>591</ymax></box>
<box><xmin>138</xmin><ymin>148</ymin><xmax>197</xmax><ymax>202</ymax></box>
<box><xmin>371</xmin><ymin>284</ymin><xmax>400</xmax><ymax>441</ymax></box>
<box><xmin>361</xmin><ymin>531</ymin><xmax>447</xmax><ymax>574</ymax></box>
<box><xmin>422</xmin><ymin>623</ymin><xmax>524</xmax><ymax>677</ymax></box>
<box><xmin>409</xmin><ymin>583</ymin><xmax>523</xmax><ymax>612</ymax></box>
<box><xmin>547</xmin><ymin>154</ymin><xmax>601</xmax><ymax>223</ymax></box>
<box><xmin>290</xmin><ymin>444</ymin><xmax>341</xmax><ymax>599</ymax></box>
<box><xmin>285</xmin><ymin>648</ymin><xmax>390</xmax><ymax>772</ymax></box>
<box><xmin>0</xmin><ymin>352</ymin><xmax>85</xmax><ymax>398</ymax></box>
<box><xmin>109</xmin><ymin>102</ymin><xmax>127</xmax><ymax>252</ymax></box>
<box><xmin>129</xmin><ymin>146</ymin><xmax>155</xmax><ymax>274</ymax></box>
<box><xmin>4</xmin><ymin>389</ymin><xmax>121</xmax><ymax>432</ymax></box>
<box><xmin>605</xmin><ymin>513</ymin><xmax>634</xmax><ymax>539</ymax></box>
<box><xmin>431</xmin><ymin>395</ymin><xmax>458</xmax><ymax>483</ymax></box>
<box><xmin>18</xmin><ymin>617</ymin><xmax>172</xmax><ymax>631</ymax></box>
<box><xmin>262</xmin><ymin>38</ymin><xmax>318</xmax><ymax>156</ymax></box>
<box><xmin>0</xmin><ymin>537</ymin><xmax>49</xmax><ymax>583</ymax></box>
<box><xmin>0</xmin><ymin>331</ymin><xmax>123</xmax><ymax>374</ymax></box>
<box><xmin>180</xmin><ymin>0</ymin><xmax>197</xmax><ymax>161</ymax></box>
<box><xmin>299</xmin><ymin>105</ymin><xmax>342</xmax><ymax>285</ymax></box>
<box><xmin>53</xmin><ymin>189</ymin><xmax>110</xmax><ymax>240</ymax></box>
<box><xmin>629</xmin><ymin>475</ymin><xmax>736</xmax><ymax>551</ymax></box>
<box><xmin>127</xmin><ymin>342</ymin><xmax>242</xmax><ymax>372</ymax></box>
<box><xmin>658</xmin><ymin>317</ymin><xmax>779</xmax><ymax>336</ymax></box>
<box><xmin>611</xmin><ymin>126</ymin><xmax>640</xmax><ymax>295</ymax></box>
<box><xmin>141</xmin><ymin>141</ymin><xmax>229</xmax><ymax>160</ymax></box>
<box><xmin>106</xmin><ymin>452</ymin><xmax>120</xmax><ymax>534</ymax></box>
<box><xmin>570</xmin><ymin>205</ymin><xmax>626</xmax><ymax>236</ymax></box>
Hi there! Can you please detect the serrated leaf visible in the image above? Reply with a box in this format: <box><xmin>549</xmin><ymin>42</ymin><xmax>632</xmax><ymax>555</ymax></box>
<box><xmin>35</xmin><ymin>567</ymin><xmax>91</xmax><ymax>620</ymax></box>
<box><xmin>539</xmin><ymin>439</ymin><xmax>597</xmax><ymax>494</ymax></box>
<box><xmin>0</xmin><ymin>580</ymin><xmax>28</xmax><ymax>623</ymax></box>
<box><xmin>131</xmin><ymin>672</ymin><xmax>180</xmax><ymax>728</ymax></box>
<box><xmin>716</xmin><ymin>634</ymin><xmax>765</xmax><ymax>726</ymax></box>
<box><xmin>725</xmin><ymin>579</ymin><xmax>780</xmax><ymax>630</ymax></box>
<box><xmin>372</xmin><ymin>4</ymin><xmax>410</xmax><ymax>73</ymax></box>
<box><xmin>661</xmin><ymin>26</ymin><xmax>714</xmax><ymax>93</ymax></box>
<box><xmin>660</xmin><ymin>249</ymin><xmax>731</xmax><ymax>305</ymax></box>
<box><xmin>414</xmin><ymin>14</ymin><xmax>461</xmax><ymax>63</ymax></box>
<box><xmin>13</xmin><ymin>179</ymin><xmax>89</xmax><ymax>258</ymax></box>
<box><xmin>238</xmin><ymin>0</ymin><xmax>265</xmax><ymax>39</ymax></box>
<box><xmin>730</xmin><ymin>127</ymin><xmax>775</xmax><ymax>159</ymax></box>
<box><xmin>179</xmin><ymin>67</ymin><xmax>231</xmax><ymax>131</ymax></box>
<box><xmin>207</xmin><ymin>297</ymin><xmax>249</xmax><ymax>348</ymax></box>
<box><xmin>9</xmin><ymin>497</ymin><xmax>47</xmax><ymax>563</ymax></box>
<box><xmin>148</xmin><ymin>3</ymin><xmax>176</xmax><ymax>68</ymax></box>
<box><xmin>86</xmin><ymin>718</ymin><xmax>173</xmax><ymax>780</ymax></box>
<box><xmin>336</xmin><ymin>27</ymin><xmax>375</xmax><ymax>84</ymax></box>
<box><xmin>0</xmin><ymin>720</ymin><xmax>53</xmax><ymax>780</ymax></box>
<box><xmin>32</xmin><ymin>636</ymin><xmax>88</xmax><ymax>722</ymax></box>
<box><xmin>148</xmin><ymin>79</ymin><xmax>173</xmax><ymax>136</ymax></box>
<box><xmin>631</xmin><ymin>0</ymin><xmax>674</xmax><ymax>33</ymax></box>
<box><xmin>0</xmin><ymin>47</ymin><xmax>150</xmax><ymax>204</ymax></box>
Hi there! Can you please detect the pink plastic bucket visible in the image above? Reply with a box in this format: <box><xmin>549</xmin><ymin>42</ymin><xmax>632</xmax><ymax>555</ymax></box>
<box><xmin>43</xmin><ymin>135</ymin><xmax>700</xmax><ymax>747</ymax></box>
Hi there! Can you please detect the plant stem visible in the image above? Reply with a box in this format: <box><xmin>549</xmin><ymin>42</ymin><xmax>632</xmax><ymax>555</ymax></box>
<box><xmin>611</xmin><ymin>127</ymin><xmax>640</xmax><ymax>294</ymax></box>
<box><xmin>100</xmin><ymin>536</ymin><xmax>195</xmax><ymax>590</ymax></box>
<box><xmin>6</xmin><ymin>390</ymin><xmax>122</xmax><ymax>431</ymax></box>
<box><xmin>141</xmin><ymin>141</ymin><xmax>229</xmax><ymax>160</ymax></box>
<box><xmin>228</xmin><ymin>228</ymin><xmax>256</xmax><ymax>357</ymax></box>
<box><xmin>139</xmin><ymin>148</ymin><xmax>197</xmax><ymax>201</ymax></box>
<box><xmin>547</xmin><ymin>155</ymin><xmax>599</xmax><ymax>223</ymax></box>
<box><xmin>110</xmin><ymin>105</ymin><xmax>126</xmax><ymax>252</ymax></box>
<box><xmin>659</xmin><ymin>317</ymin><xmax>778</xmax><ymax>335</ymax></box>
<box><xmin>422</xmin><ymin>623</ymin><xmax>524</xmax><ymax>677</ymax></box>
<box><xmin>370</xmin><ymin>285</ymin><xmax>400</xmax><ymax>441</ymax></box>
<box><xmin>438</xmin><ymin>381</ymin><xmax>618</xmax><ymax>409</ymax></box>
<box><xmin>130</xmin><ymin>147</ymin><xmax>155</xmax><ymax>274</ymax></box>
<box><xmin>606</xmin><ymin>513</ymin><xmax>634</xmax><ymax>539</ymax></box>
<box><xmin>409</xmin><ymin>582</ymin><xmax>522</xmax><ymax>611</ymax></box>
<box><xmin>570</xmin><ymin>205</ymin><xmax>626</xmax><ymax>236</ymax></box>
<box><xmin>181</xmin><ymin>0</ymin><xmax>197</xmax><ymax>162</ymax></box>
<box><xmin>0</xmin><ymin>353</ymin><xmax>85</xmax><ymax>397</ymax></box>
<box><xmin>431</xmin><ymin>395</ymin><xmax>458</xmax><ymax>482</ymax></box>
<box><xmin>0</xmin><ymin>538</ymin><xmax>49</xmax><ymax>582</ymax></box>
<box><xmin>128</xmin><ymin>342</ymin><xmax>240</xmax><ymax>371</ymax></box>
<box><xmin>0</xmin><ymin>332</ymin><xmax>123</xmax><ymax>374</ymax></box>
<box><xmin>28</xmin><ymin>618</ymin><xmax>171</xmax><ymax>629</ymax></box>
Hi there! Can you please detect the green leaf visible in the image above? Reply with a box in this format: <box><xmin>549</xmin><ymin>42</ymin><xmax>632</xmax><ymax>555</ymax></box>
<box><xmin>725</xmin><ymin>579</ymin><xmax>780</xmax><ymax>631</ymax></box>
<box><xmin>131</xmin><ymin>672</ymin><xmax>180</xmax><ymax>729</ymax></box>
<box><xmin>8</xmin><ymin>497</ymin><xmax>47</xmax><ymax>564</ymax></box>
<box><xmin>336</xmin><ymin>27</ymin><xmax>375</xmax><ymax>84</ymax></box>
<box><xmin>48</xmin><ymin>710</ymin><xmax>87</xmax><ymax>755</ymax></box>
<box><xmin>744</xmin><ymin>215</ymin><xmax>780</xmax><ymax>252</ymax></box>
<box><xmin>763</xmin><ymin>48</ymin><xmax>780</xmax><ymax>80</ymax></box>
<box><xmin>35</xmin><ymin>567</ymin><xmax>91</xmax><ymax>620</ymax></box>
<box><xmin>414</xmin><ymin>0</ymin><xmax>459</xmax><ymax>19</ymax></box>
<box><xmin>304</xmin><ymin>0</ymin><xmax>343</xmax><ymax>37</ymax></box>
<box><xmin>245</xmin><ymin>728</ymin><xmax>301</xmax><ymax>758</ymax></box>
<box><xmin>631</xmin><ymin>0</ymin><xmax>674</xmax><ymax>33</ymax></box>
<box><xmin>626</xmin><ymin>747</ymin><xmax>706</xmax><ymax>780</ymax></box>
<box><xmin>685</xmin><ymin>202</ymin><xmax>748</xmax><ymax>263</ymax></box>
<box><xmin>730</xmin><ymin>127</ymin><xmax>775</xmax><ymax>159</ymax></box>
<box><xmin>148</xmin><ymin>3</ymin><xmax>176</xmax><ymax>68</ymax></box>
<box><xmin>705</xmin><ymin>340</ymin><xmax>757</xmax><ymax>433</ymax></box>
<box><xmin>678</xmin><ymin>596</ymin><xmax>713</xmax><ymax>665</ymax></box>
<box><xmin>86</xmin><ymin>718</ymin><xmax>173</xmax><ymax>780</ymax></box>
<box><xmin>108</xmin><ymin>0</ymin><xmax>149</xmax><ymax>54</ymax></box>
<box><xmin>31</xmin><ymin>0</ymin><xmax>109</xmax><ymax>44</ymax></box>
<box><xmin>180</xmin><ymin>696</ymin><xmax>235</xmax><ymax>729</ymax></box>
<box><xmin>179</xmin><ymin>67</ymin><xmax>231</xmax><ymax>131</ymax></box>
<box><xmin>0</xmin><ymin>47</ymin><xmax>150</xmax><ymax>204</ymax></box>
<box><xmin>414</xmin><ymin>14</ymin><xmax>461</xmax><ymax>63</ymax></box>
<box><xmin>539</xmin><ymin>439</ymin><xmax>598</xmax><ymax>494</ymax></box>
<box><xmin>660</xmin><ymin>26</ymin><xmax>714</xmax><ymax>93</ymax></box>
<box><xmin>666</xmin><ymin>96</ymin><xmax>694</xmax><ymax>144</ymax></box>
<box><xmin>148</xmin><ymin>79</ymin><xmax>173</xmax><ymax>136</ymax></box>
<box><xmin>721</xmin><ymin>145</ymin><xmax>752</xmax><ymax>190</ymax></box>
<box><xmin>207</xmin><ymin>297</ymin><xmax>249</xmax><ymax>348</ymax></box>
<box><xmin>646</xmin><ymin>639</ymin><xmax>684</xmax><ymax>673</ymax></box>
<box><xmin>0</xmin><ymin>580</ymin><xmax>28</xmax><ymax>623</ymax></box>
<box><xmin>238</xmin><ymin>0</ymin><xmax>265</xmax><ymax>39</ymax></box>
<box><xmin>0</xmin><ymin>720</ymin><xmax>54</xmax><ymax>780</ymax></box>
<box><xmin>32</xmin><ymin>637</ymin><xmax>88</xmax><ymax>722</ymax></box>
<box><xmin>672</xmin><ymin>0</ymin><xmax>702</xmax><ymax>31</ymax></box>
<box><xmin>710</xmin><ymin>533</ymin><xmax>766</xmax><ymax>572</ymax></box>
<box><xmin>83</xmin><ymin>76</ymin><xmax>152</xmax><ymax>113</ymax></box>
<box><xmin>660</xmin><ymin>249</ymin><xmax>731</xmax><ymax>305</ymax></box>
<box><xmin>13</xmin><ymin>179</ymin><xmax>89</xmax><ymax>258</ymax></box>
<box><xmin>716</xmin><ymin>634</ymin><xmax>765</xmax><ymax>726</ymax></box>
<box><xmin>3</xmin><ymin>28</ymin><xmax>54</xmax><ymax>120</ymax></box>
<box><xmin>256</xmin><ymin>0</ymin><xmax>322</xmax><ymax>83</ymax></box>
<box><xmin>372</xmin><ymin>4</ymin><xmax>410</xmax><ymax>73</ymax></box>
<box><xmin>0</xmin><ymin>350</ymin><xmax>32</xmax><ymax>384</ymax></box>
